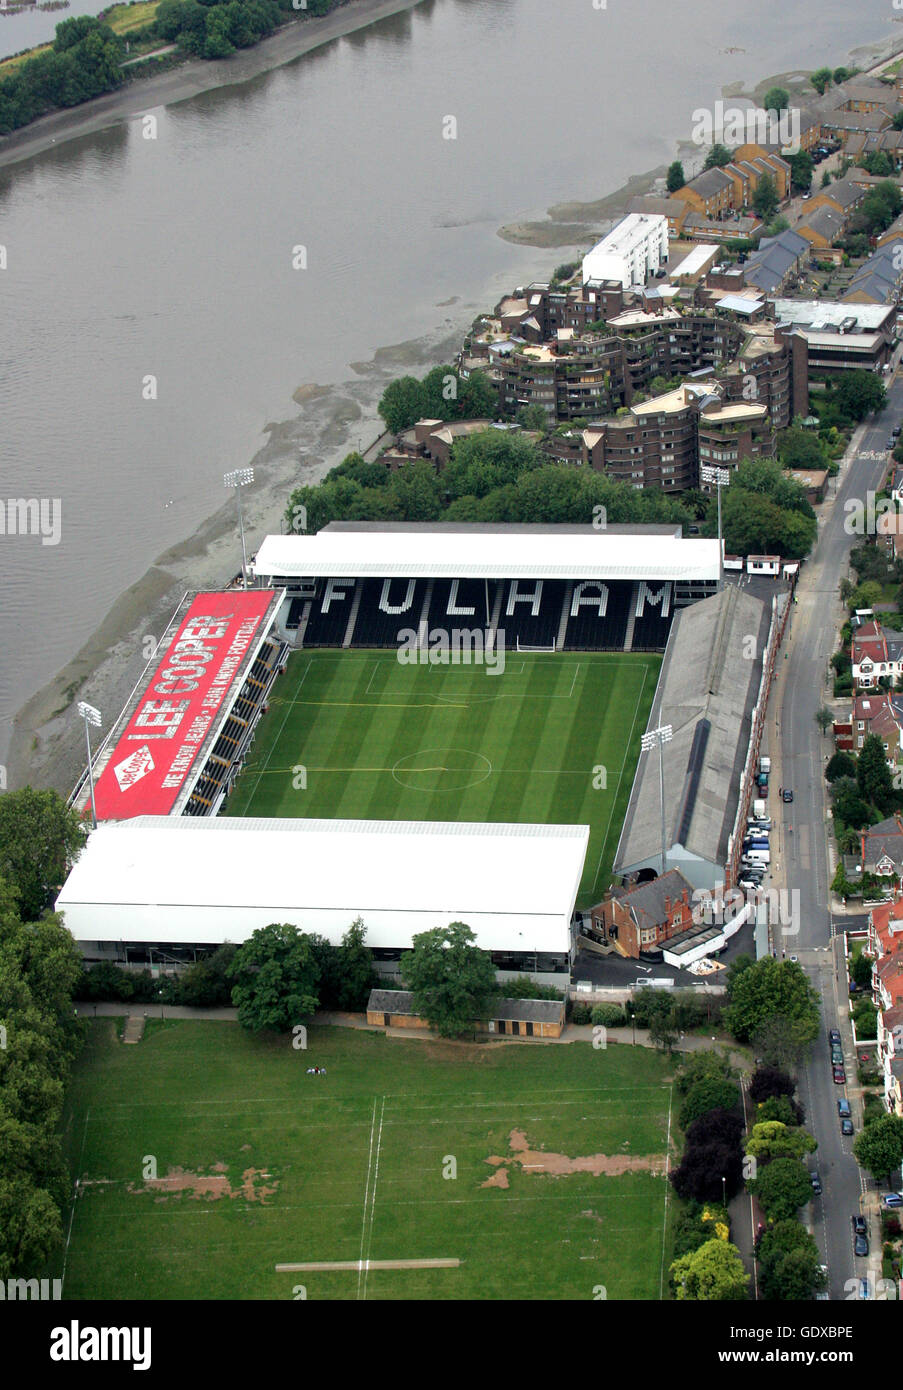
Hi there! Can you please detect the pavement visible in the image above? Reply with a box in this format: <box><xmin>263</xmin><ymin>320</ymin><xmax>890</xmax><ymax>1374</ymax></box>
<box><xmin>76</xmin><ymin>1000</ymin><xmax>749</xmax><ymax>1063</ymax></box>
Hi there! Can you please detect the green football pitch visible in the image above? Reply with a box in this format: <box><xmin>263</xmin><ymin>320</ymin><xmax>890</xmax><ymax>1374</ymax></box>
<box><xmin>59</xmin><ymin>1020</ymin><xmax>676</xmax><ymax>1301</ymax></box>
<box><xmin>224</xmin><ymin>649</ymin><xmax>661</xmax><ymax>906</ymax></box>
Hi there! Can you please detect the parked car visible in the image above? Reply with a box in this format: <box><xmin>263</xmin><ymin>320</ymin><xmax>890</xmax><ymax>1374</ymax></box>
<box><xmin>811</xmin><ymin>1171</ymin><xmax>822</xmax><ymax>1195</ymax></box>
<box><xmin>833</xmin><ymin>1067</ymin><xmax>846</xmax><ymax>1084</ymax></box>
<box><xmin>838</xmin><ymin>1098</ymin><xmax>851</xmax><ymax>1117</ymax></box>
<box><xmin>829</xmin><ymin>1028</ymin><xmax>841</xmax><ymax>1045</ymax></box>
<box><xmin>782</xmin><ymin>788</ymin><xmax>793</xmax><ymax>802</ymax></box>
<box><xmin>855</xmin><ymin>1233</ymin><xmax>869</xmax><ymax>1257</ymax></box>
<box><xmin>841</xmin><ymin>1117</ymin><xmax>854</xmax><ymax>1136</ymax></box>
<box><xmin>831</xmin><ymin>1046</ymin><xmax>844</xmax><ymax>1063</ymax></box>
<box><xmin>881</xmin><ymin>1192</ymin><xmax>903</xmax><ymax>1208</ymax></box>
<box><xmin>852</xmin><ymin>1215</ymin><xmax>867</xmax><ymax>1236</ymax></box>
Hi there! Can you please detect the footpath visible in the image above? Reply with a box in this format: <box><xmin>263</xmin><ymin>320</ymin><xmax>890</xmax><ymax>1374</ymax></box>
<box><xmin>77</xmin><ymin>1000</ymin><xmax>749</xmax><ymax>1065</ymax></box>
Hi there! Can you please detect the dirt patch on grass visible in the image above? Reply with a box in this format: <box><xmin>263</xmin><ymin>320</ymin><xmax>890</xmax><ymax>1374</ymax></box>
<box><xmin>130</xmin><ymin>1165</ymin><xmax>278</xmax><ymax>1203</ymax></box>
<box><xmin>482</xmin><ymin>1128</ymin><xmax>666</xmax><ymax>1186</ymax></box>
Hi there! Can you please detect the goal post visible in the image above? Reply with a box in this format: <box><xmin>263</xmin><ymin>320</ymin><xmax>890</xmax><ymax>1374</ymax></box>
<box><xmin>515</xmin><ymin>638</ymin><xmax>558</xmax><ymax>653</ymax></box>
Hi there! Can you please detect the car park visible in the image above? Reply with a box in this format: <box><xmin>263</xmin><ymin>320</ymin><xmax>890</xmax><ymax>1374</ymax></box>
<box><xmin>838</xmin><ymin>1098</ymin><xmax>851</xmax><ymax>1117</ymax></box>
<box><xmin>841</xmin><ymin>1117</ymin><xmax>854</xmax><ymax>1136</ymax></box>
<box><xmin>782</xmin><ymin>788</ymin><xmax>793</xmax><ymax>802</ymax></box>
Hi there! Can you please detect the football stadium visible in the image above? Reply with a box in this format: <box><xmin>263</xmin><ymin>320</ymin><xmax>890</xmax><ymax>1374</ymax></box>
<box><xmin>60</xmin><ymin>522</ymin><xmax>725</xmax><ymax>982</ymax></box>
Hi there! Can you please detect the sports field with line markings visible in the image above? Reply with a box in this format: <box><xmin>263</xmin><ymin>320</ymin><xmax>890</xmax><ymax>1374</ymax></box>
<box><xmin>225</xmin><ymin>650</ymin><xmax>660</xmax><ymax>906</ymax></box>
<box><xmin>59</xmin><ymin>1021</ymin><xmax>676</xmax><ymax>1301</ymax></box>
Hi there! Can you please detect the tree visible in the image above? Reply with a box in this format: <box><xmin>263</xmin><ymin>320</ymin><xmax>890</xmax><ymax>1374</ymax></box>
<box><xmin>853</xmin><ymin>1114</ymin><xmax>903</xmax><ymax>1185</ymax></box>
<box><xmin>386</xmin><ymin>460</ymin><xmax>443</xmax><ymax>521</ymax></box>
<box><xmin>826</xmin><ymin>751</ymin><xmax>857</xmax><ymax>783</ymax></box>
<box><xmin>814</xmin><ymin>705</ymin><xmax>833</xmax><ymax>736</ymax></box>
<box><xmin>724</xmin><ymin>957</ymin><xmax>820</xmax><ymax>1053</ymax></box>
<box><xmin>763</xmin><ymin>86</ymin><xmax>790</xmax><ymax>113</ymax></box>
<box><xmin>678</xmin><ymin>1077</ymin><xmax>741</xmax><ymax>1131</ymax></box>
<box><xmin>670</xmin><ymin>1239</ymin><xmax>749</xmax><ymax>1300</ymax></box>
<box><xmin>751</xmin><ymin>1015</ymin><xmax>813</xmax><ymax>1073</ymax></box>
<box><xmin>756</xmin><ymin>1094</ymin><xmax>804</xmax><ymax>1126</ymax></box>
<box><xmin>649</xmin><ymin>1012</ymin><xmax>679</xmax><ymax>1052</ymax></box>
<box><xmin>177</xmin><ymin>944</ymin><xmax>237</xmax><ymax>1007</ymax></box>
<box><xmin>516</xmin><ymin>404</ymin><xmax>549</xmax><ymax>433</ymax></box>
<box><xmin>850</xmin><ymin>949</ymin><xmax>875</xmax><ymax>991</ymax></box>
<box><xmin>332</xmin><ymin>917</ymin><xmax>377</xmax><ymax>1012</ymax></box>
<box><xmin>831</xmin><ymin>776</ymin><xmax>873</xmax><ymax>832</ymax></box>
<box><xmin>753</xmin><ymin>172</ymin><xmax>779</xmax><ymax>222</ymax></box>
<box><xmin>810</xmin><ymin>68</ymin><xmax>833</xmax><ymax>96</ymax></box>
<box><xmin>684</xmin><ymin>1107</ymin><xmax>745</xmax><ymax>1150</ymax></box>
<box><xmin>666</xmin><ymin>160</ymin><xmax>685</xmax><ymax>193</ymax></box>
<box><xmin>745</xmin><ymin>1120</ymin><xmax>817</xmax><ymax>1163</ymax></box>
<box><xmin>378</xmin><ymin>375</ymin><xmax>425</xmax><ymax>433</ymax></box>
<box><xmin>858</xmin><ymin>733</ymin><xmax>895</xmax><ymax>813</ymax></box>
<box><xmin>747</xmin><ymin>1156</ymin><xmax>812</xmax><ymax>1220</ymax></box>
<box><xmin>832</xmin><ymin>370</ymin><xmax>886</xmax><ymax>423</ymax></box>
<box><xmin>401</xmin><ymin>922</ymin><xmax>496</xmax><ymax>1038</ymax></box>
<box><xmin>704</xmin><ymin>143</ymin><xmax>731</xmax><ymax>169</ymax></box>
<box><xmin>748</xmin><ymin>1066</ymin><xmax>796</xmax><ymax>1103</ymax></box>
<box><xmin>458</xmin><ymin>369</ymin><xmax>497</xmax><ymax>420</ymax></box>
<box><xmin>670</xmin><ymin>1141</ymin><xmax>745</xmax><ymax>1204</ymax></box>
<box><xmin>758</xmin><ymin>1220</ymin><xmax>826</xmax><ymax>1300</ymax></box>
<box><xmin>203</xmin><ymin>8</ymin><xmax>235</xmax><ymax>59</ymax></box>
<box><xmin>0</xmin><ymin>788</ymin><xmax>87</xmax><ymax>922</ymax></box>
<box><xmin>228</xmin><ymin>924</ymin><xmax>320</xmax><ymax>1033</ymax></box>
<box><xmin>785</xmin><ymin>150</ymin><xmax>814</xmax><ymax>194</ymax></box>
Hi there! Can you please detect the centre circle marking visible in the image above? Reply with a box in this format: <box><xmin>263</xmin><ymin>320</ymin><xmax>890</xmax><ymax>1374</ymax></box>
<box><xmin>392</xmin><ymin>747</ymin><xmax>493</xmax><ymax>792</ymax></box>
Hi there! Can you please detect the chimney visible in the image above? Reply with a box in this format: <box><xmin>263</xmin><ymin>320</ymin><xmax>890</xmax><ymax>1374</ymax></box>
<box><xmin>682</xmin><ymin>888</ymin><xmax>690</xmax><ymax>908</ymax></box>
<box><xmin>664</xmin><ymin>896</ymin><xmax>672</xmax><ymax>915</ymax></box>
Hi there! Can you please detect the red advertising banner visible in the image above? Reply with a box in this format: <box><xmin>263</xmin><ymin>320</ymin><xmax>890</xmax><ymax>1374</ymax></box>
<box><xmin>92</xmin><ymin>590</ymin><xmax>275</xmax><ymax>820</ymax></box>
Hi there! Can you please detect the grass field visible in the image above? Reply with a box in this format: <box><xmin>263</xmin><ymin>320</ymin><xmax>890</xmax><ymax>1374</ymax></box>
<box><xmin>59</xmin><ymin>1021</ymin><xmax>676</xmax><ymax>1301</ymax></box>
<box><xmin>225</xmin><ymin>650</ymin><xmax>660</xmax><ymax>907</ymax></box>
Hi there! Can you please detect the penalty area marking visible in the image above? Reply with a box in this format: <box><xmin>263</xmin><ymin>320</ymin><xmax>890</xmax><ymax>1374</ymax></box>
<box><xmin>276</xmin><ymin>1258</ymin><xmax>460</xmax><ymax>1273</ymax></box>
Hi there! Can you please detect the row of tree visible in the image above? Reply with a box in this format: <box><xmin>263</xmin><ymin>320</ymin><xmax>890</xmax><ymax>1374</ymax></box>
<box><xmin>0</xmin><ymin>0</ymin><xmax>345</xmax><ymax>136</ymax></box>
<box><xmin>157</xmin><ymin>919</ymin><xmax>553</xmax><ymax>1039</ymax></box>
<box><xmin>0</xmin><ymin>788</ymin><xmax>89</xmax><ymax>1278</ymax></box>
<box><xmin>0</xmin><ymin>16</ymin><xmax>125</xmax><ymax>137</ymax></box>
<box><xmin>284</xmin><ymin>430</ymin><xmax>696</xmax><ymax>533</ymax></box>
<box><xmin>285</xmin><ymin>429</ymin><xmax>821</xmax><ymax>558</ymax></box>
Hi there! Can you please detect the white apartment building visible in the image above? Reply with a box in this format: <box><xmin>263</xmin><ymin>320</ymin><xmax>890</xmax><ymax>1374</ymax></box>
<box><xmin>582</xmin><ymin>214</ymin><xmax>669</xmax><ymax>289</ymax></box>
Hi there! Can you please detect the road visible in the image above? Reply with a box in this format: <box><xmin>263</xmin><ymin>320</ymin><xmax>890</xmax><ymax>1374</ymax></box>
<box><xmin>763</xmin><ymin>371</ymin><xmax>903</xmax><ymax>1301</ymax></box>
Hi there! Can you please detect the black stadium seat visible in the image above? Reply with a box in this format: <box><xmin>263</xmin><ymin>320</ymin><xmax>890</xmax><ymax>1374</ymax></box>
<box><xmin>564</xmin><ymin>580</ymin><xmax>632</xmax><ymax>650</ymax></box>
<box><xmin>352</xmin><ymin>578</ymin><xmax>427</xmax><ymax>647</ymax></box>
<box><xmin>495</xmin><ymin>579</ymin><xmax>566</xmax><ymax>650</ymax></box>
<box><xmin>301</xmin><ymin>579</ymin><xmax>358</xmax><ymax>646</ymax></box>
<box><xmin>630</xmin><ymin>581</ymin><xmax>675</xmax><ymax>650</ymax></box>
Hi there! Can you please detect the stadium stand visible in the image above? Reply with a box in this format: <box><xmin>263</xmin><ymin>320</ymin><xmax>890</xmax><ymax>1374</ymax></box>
<box><xmin>563</xmin><ymin>580</ymin><xmax>633</xmax><ymax>651</ymax></box>
<box><xmin>352</xmin><ymin>578</ymin><xmax>429</xmax><ymax>647</ymax></box>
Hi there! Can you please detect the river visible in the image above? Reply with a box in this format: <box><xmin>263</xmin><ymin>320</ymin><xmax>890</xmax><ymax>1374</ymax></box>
<box><xmin>0</xmin><ymin>0</ymin><xmax>897</xmax><ymax>785</ymax></box>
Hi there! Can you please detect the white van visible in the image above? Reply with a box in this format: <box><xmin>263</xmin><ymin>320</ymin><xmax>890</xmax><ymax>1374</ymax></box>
<box><xmin>742</xmin><ymin>848</ymin><xmax>771</xmax><ymax>865</ymax></box>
